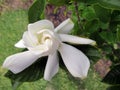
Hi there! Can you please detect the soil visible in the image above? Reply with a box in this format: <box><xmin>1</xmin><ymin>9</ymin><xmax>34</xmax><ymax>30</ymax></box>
<box><xmin>0</xmin><ymin>0</ymin><xmax>33</xmax><ymax>13</ymax></box>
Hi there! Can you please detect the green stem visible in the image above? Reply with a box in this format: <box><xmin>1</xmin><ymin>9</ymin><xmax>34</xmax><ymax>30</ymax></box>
<box><xmin>74</xmin><ymin>1</ymin><xmax>83</xmax><ymax>31</ymax></box>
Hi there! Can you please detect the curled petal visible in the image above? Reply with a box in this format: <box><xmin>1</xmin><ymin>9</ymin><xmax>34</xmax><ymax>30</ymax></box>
<box><xmin>23</xmin><ymin>31</ymin><xmax>38</xmax><ymax>47</ymax></box>
<box><xmin>44</xmin><ymin>51</ymin><xmax>59</xmax><ymax>81</ymax></box>
<box><xmin>14</xmin><ymin>39</ymin><xmax>26</xmax><ymax>48</ymax></box>
<box><xmin>58</xmin><ymin>43</ymin><xmax>90</xmax><ymax>78</ymax></box>
<box><xmin>2</xmin><ymin>51</ymin><xmax>41</xmax><ymax>74</ymax></box>
<box><xmin>55</xmin><ymin>18</ymin><xmax>74</xmax><ymax>34</ymax></box>
<box><xmin>59</xmin><ymin>34</ymin><xmax>96</xmax><ymax>45</ymax></box>
<box><xmin>28</xmin><ymin>20</ymin><xmax>54</xmax><ymax>34</ymax></box>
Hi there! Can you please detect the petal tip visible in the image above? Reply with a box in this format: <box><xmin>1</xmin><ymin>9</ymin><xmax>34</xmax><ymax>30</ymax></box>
<box><xmin>90</xmin><ymin>41</ymin><xmax>97</xmax><ymax>46</ymax></box>
<box><xmin>14</xmin><ymin>39</ymin><xmax>26</xmax><ymax>48</ymax></box>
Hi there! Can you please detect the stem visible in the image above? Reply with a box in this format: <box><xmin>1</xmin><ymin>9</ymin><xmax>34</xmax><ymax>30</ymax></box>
<box><xmin>74</xmin><ymin>1</ymin><xmax>83</xmax><ymax>30</ymax></box>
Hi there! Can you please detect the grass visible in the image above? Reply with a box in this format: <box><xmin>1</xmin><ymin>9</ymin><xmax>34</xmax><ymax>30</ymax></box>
<box><xmin>0</xmin><ymin>9</ymin><xmax>108</xmax><ymax>90</ymax></box>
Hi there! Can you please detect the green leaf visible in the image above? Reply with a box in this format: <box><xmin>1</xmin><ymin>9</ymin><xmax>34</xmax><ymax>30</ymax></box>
<box><xmin>28</xmin><ymin>0</ymin><xmax>45</xmax><ymax>23</ymax></box>
<box><xmin>73</xmin><ymin>45</ymin><xmax>101</xmax><ymax>62</ymax></box>
<box><xmin>5</xmin><ymin>57</ymin><xmax>47</xmax><ymax>82</ymax></box>
<box><xmin>99</xmin><ymin>21</ymin><xmax>109</xmax><ymax>29</ymax></box>
<box><xmin>101</xmin><ymin>45</ymin><xmax>113</xmax><ymax>54</ymax></box>
<box><xmin>47</xmin><ymin>0</ymin><xmax>70</xmax><ymax>6</ymax></box>
<box><xmin>11</xmin><ymin>81</ymin><xmax>23</xmax><ymax>90</ymax></box>
<box><xmin>85</xmin><ymin>19</ymin><xmax>99</xmax><ymax>33</ymax></box>
<box><xmin>94</xmin><ymin>4</ymin><xmax>111</xmax><ymax>23</ymax></box>
<box><xmin>98</xmin><ymin>0</ymin><xmax>120</xmax><ymax>10</ymax></box>
<box><xmin>100</xmin><ymin>31</ymin><xmax>116</xmax><ymax>44</ymax></box>
<box><xmin>117</xmin><ymin>26</ymin><xmax>120</xmax><ymax>42</ymax></box>
<box><xmin>77</xmin><ymin>0</ymin><xmax>98</xmax><ymax>4</ymax></box>
<box><xmin>78</xmin><ymin>0</ymin><xmax>120</xmax><ymax>10</ymax></box>
<box><xmin>102</xmin><ymin>65</ymin><xmax>120</xmax><ymax>85</ymax></box>
<box><xmin>82</xmin><ymin>6</ymin><xmax>97</xmax><ymax>21</ymax></box>
<box><xmin>111</xmin><ymin>10</ymin><xmax>120</xmax><ymax>22</ymax></box>
<box><xmin>85</xmin><ymin>46</ymin><xmax>101</xmax><ymax>62</ymax></box>
<box><xmin>77</xmin><ymin>0</ymin><xmax>120</xmax><ymax>10</ymax></box>
<box><xmin>107</xmin><ymin>85</ymin><xmax>120</xmax><ymax>90</ymax></box>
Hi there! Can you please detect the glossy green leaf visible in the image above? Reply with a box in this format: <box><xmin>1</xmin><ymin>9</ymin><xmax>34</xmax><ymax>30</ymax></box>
<box><xmin>77</xmin><ymin>0</ymin><xmax>120</xmax><ymax>10</ymax></box>
<box><xmin>94</xmin><ymin>4</ymin><xmax>111</xmax><ymax>23</ymax></box>
<box><xmin>85</xmin><ymin>19</ymin><xmax>99</xmax><ymax>33</ymax></box>
<box><xmin>82</xmin><ymin>6</ymin><xmax>97</xmax><ymax>21</ymax></box>
<box><xmin>28</xmin><ymin>0</ymin><xmax>45</xmax><ymax>23</ymax></box>
<box><xmin>5</xmin><ymin>57</ymin><xmax>47</xmax><ymax>82</ymax></box>
<box><xmin>100</xmin><ymin>31</ymin><xmax>116</xmax><ymax>44</ymax></box>
<box><xmin>102</xmin><ymin>65</ymin><xmax>120</xmax><ymax>85</ymax></box>
<box><xmin>98</xmin><ymin>0</ymin><xmax>120</xmax><ymax>10</ymax></box>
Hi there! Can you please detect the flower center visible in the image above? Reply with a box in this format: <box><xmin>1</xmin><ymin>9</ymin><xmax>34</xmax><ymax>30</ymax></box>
<box><xmin>34</xmin><ymin>29</ymin><xmax>60</xmax><ymax>54</ymax></box>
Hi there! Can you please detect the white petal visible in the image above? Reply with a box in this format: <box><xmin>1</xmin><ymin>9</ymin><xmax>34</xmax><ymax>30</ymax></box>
<box><xmin>55</xmin><ymin>18</ymin><xmax>74</xmax><ymax>34</ymax></box>
<box><xmin>22</xmin><ymin>31</ymin><xmax>38</xmax><ymax>47</ymax></box>
<box><xmin>14</xmin><ymin>39</ymin><xmax>26</xmax><ymax>48</ymax></box>
<box><xmin>2</xmin><ymin>51</ymin><xmax>41</xmax><ymax>74</ymax></box>
<box><xmin>28</xmin><ymin>20</ymin><xmax>54</xmax><ymax>34</ymax></box>
<box><xmin>59</xmin><ymin>34</ymin><xmax>96</xmax><ymax>45</ymax></box>
<box><xmin>58</xmin><ymin>43</ymin><xmax>90</xmax><ymax>78</ymax></box>
<box><xmin>44</xmin><ymin>51</ymin><xmax>59</xmax><ymax>81</ymax></box>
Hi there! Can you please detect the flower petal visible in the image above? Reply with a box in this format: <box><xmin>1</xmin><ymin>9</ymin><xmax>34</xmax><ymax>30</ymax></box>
<box><xmin>59</xmin><ymin>34</ymin><xmax>96</xmax><ymax>45</ymax></box>
<box><xmin>22</xmin><ymin>31</ymin><xmax>38</xmax><ymax>47</ymax></box>
<box><xmin>58</xmin><ymin>43</ymin><xmax>90</xmax><ymax>78</ymax></box>
<box><xmin>2</xmin><ymin>51</ymin><xmax>41</xmax><ymax>74</ymax></box>
<box><xmin>54</xmin><ymin>18</ymin><xmax>74</xmax><ymax>34</ymax></box>
<box><xmin>28</xmin><ymin>20</ymin><xmax>54</xmax><ymax>34</ymax></box>
<box><xmin>14</xmin><ymin>39</ymin><xmax>26</xmax><ymax>48</ymax></box>
<box><xmin>44</xmin><ymin>51</ymin><xmax>59</xmax><ymax>81</ymax></box>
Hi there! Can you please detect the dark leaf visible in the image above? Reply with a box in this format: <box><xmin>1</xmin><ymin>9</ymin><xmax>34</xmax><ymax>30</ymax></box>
<box><xmin>117</xmin><ymin>26</ymin><xmax>120</xmax><ymax>42</ymax></box>
<box><xmin>85</xmin><ymin>19</ymin><xmax>99</xmax><ymax>33</ymax></box>
<box><xmin>111</xmin><ymin>10</ymin><xmax>120</xmax><ymax>22</ymax></box>
<box><xmin>107</xmin><ymin>85</ymin><xmax>120</xmax><ymax>90</ymax></box>
<box><xmin>98</xmin><ymin>0</ymin><xmax>120</xmax><ymax>10</ymax></box>
<box><xmin>102</xmin><ymin>65</ymin><xmax>120</xmax><ymax>85</ymax></box>
<box><xmin>93</xmin><ymin>4</ymin><xmax>111</xmax><ymax>23</ymax></box>
<box><xmin>100</xmin><ymin>31</ymin><xmax>116</xmax><ymax>44</ymax></box>
<box><xmin>47</xmin><ymin>0</ymin><xmax>70</xmax><ymax>6</ymax></box>
<box><xmin>28</xmin><ymin>0</ymin><xmax>45</xmax><ymax>23</ymax></box>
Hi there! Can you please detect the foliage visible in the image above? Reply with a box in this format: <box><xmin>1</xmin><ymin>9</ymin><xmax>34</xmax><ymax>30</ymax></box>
<box><xmin>3</xmin><ymin>0</ymin><xmax>120</xmax><ymax>89</ymax></box>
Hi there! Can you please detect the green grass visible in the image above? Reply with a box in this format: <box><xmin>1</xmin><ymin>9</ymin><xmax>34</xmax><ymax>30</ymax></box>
<box><xmin>0</xmin><ymin>9</ymin><xmax>108</xmax><ymax>90</ymax></box>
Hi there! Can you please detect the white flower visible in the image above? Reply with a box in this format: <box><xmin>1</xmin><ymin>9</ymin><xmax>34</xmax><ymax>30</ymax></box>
<box><xmin>3</xmin><ymin>18</ymin><xmax>96</xmax><ymax>81</ymax></box>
